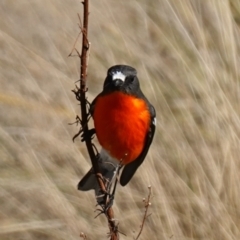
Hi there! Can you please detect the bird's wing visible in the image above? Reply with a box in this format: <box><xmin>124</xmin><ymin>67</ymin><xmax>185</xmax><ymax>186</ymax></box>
<box><xmin>120</xmin><ymin>104</ymin><xmax>156</xmax><ymax>186</ymax></box>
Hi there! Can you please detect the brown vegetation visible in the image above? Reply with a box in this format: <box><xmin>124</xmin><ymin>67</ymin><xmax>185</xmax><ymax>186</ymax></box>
<box><xmin>1</xmin><ymin>0</ymin><xmax>240</xmax><ymax>239</ymax></box>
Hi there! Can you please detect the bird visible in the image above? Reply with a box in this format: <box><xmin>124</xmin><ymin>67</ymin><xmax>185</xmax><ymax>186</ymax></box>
<box><xmin>78</xmin><ymin>64</ymin><xmax>156</xmax><ymax>194</ymax></box>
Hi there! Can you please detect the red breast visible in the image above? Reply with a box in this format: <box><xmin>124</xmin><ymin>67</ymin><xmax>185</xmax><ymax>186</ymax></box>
<box><xmin>93</xmin><ymin>91</ymin><xmax>151</xmax><ymax>165</ymax></box>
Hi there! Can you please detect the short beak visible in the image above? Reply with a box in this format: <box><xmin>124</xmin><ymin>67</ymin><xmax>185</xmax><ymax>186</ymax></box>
<box><xmin>113</xmin><ymin>79</ymin><xmax>124</xmax><ymax>86</ymax></box>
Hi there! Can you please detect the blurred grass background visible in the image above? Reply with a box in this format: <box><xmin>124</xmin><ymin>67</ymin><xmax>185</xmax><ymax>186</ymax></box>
<box><xmin>1</xmin><ymin>0</ymin><xmax>240</xmax><ymax>239</ymax></box>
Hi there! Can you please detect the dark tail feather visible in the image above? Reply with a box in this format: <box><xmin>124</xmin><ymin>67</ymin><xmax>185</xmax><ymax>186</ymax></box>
<box><xmin>78</xmin><ymin>154</ymin><xmax>117</xmax><ymax>192</ymax></box>
<box><xmin>78</xmin><ymin>168</ymin><xmax>96</xmax><ymax>191</ymax></box>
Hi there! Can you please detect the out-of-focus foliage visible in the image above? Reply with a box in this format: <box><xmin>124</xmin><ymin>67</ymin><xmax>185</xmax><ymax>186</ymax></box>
<box><xmin>1</xmin><ymin>0</ymin><xmax>240</xmax><ymax>239</ymax></box>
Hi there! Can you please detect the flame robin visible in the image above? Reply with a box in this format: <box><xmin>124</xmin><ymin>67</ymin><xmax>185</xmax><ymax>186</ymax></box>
<box><xmin>78</xmin><ymin>65</ymin><xmax>156</xmax><ymax>193</ymax></box>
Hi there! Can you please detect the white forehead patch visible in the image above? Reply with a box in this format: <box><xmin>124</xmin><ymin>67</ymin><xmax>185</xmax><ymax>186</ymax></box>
<box><xmin>112</xmin><ymin>71</ymin><xmax>126</xmax><ymax>81</ymax></box>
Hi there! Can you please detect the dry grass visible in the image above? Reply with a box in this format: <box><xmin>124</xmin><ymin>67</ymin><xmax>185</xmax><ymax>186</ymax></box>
<box><xmin>1</xmin><ymin>0</ymin><xmax>240</xmax><ymax>239</ymax></box>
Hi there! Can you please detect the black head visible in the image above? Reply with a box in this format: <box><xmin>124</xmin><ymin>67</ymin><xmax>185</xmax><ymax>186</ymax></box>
<box><xmin>103</xmin><ymin>65</ymin><xmax>140</xmax><ymax>94</ymax></box>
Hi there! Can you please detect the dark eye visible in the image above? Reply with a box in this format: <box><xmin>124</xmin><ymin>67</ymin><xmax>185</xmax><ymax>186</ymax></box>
<box><xmin>127</xmin><ymin>76</ymin><xmax>135</xmax><ymax>83</ymax></box>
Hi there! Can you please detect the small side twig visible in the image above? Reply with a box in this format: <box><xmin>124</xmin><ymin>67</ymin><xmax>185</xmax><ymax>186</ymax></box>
<box><xmin>135</xmin><ymin>185</ymin><xmax>153</xmax><ymax>240</ymax></box>
<box><xmin>80</xmin><ymin>232</ymin><xmax>88</xmax><ymax>240</ymax></box>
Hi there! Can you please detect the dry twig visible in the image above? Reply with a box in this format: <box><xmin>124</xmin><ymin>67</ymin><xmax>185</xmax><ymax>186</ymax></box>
<box><xmin>80</xmin><ymin>232</ymin><xmax>88</xmax><ymax>240</ymax></box>
<box><xmin>70</xmin><ymin>0</ymin><xmax>119</xmax><ymax>239</ymax></box>
<box><xmin>135</xmin><ymin>186</ymin><xmax>153</xmax><ymax>240</ymax></box>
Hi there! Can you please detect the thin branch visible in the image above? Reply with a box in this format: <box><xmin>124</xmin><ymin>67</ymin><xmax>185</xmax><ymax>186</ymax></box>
<box><xmin>135</xmin><ymin>186</ymin><xmax>153</xmax><ymax>240</ymax></box>
<box><xmin>70</xmin><ymin>1</ymin><xmax>119</xmax><ymax>239</ymax></box>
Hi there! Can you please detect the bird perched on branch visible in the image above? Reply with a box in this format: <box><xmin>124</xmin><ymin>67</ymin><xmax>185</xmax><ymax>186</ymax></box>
<box><xmin>78</xmin><ymin>65</ymin><xmax>156</xmax><ymax>193</ymax></box>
